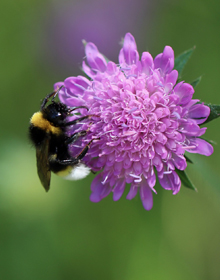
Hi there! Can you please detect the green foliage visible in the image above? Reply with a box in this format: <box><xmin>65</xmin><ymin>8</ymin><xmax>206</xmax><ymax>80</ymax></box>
<box><xmin>191</xmin><ymin>76</ymin><xmax>202</xmax><ymax>89</ymax></box>
<box><xmin>203</xmin><ymin>104</ymin><xmax>220</xmax><ymax>124</ymax></box>
<box><xmin>174</xmin><ymin>47</ymin><xmax>195</xmax><ymax>77</ymax></box>
<box><xmin>176</xmin><ymin>169</ymin><xmax>197</xmax><ymax>191</ymax></box>
<box><xmin>184</xmin><ymin>154</ymin><xmax>193</xmax><ymax>164</ymax></box>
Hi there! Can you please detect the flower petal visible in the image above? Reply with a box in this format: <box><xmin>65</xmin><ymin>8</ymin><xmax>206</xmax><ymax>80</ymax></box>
<box><xmin>85</xmin><ymin>43</ymin><xmax>107</xmax><ymax>72</ymax></box>
<box><xmin>64</xmin><ymin>97</ymin><xmax>85</xmax><ymax>107</ymax></box>
<box><xmin>90</xmin><ymin>173</ymin><xmax>104</xmax><ymax>202</ymax></box>
<box><xmin>155</xmin><ymin>143</ymin><xmax>168</xmax><ymax>159</ymax></box>
<box><xmin>54</xmin><ymin>81</ymin><xmax>64</xmax><ymax>91</ymax></box>
<box><xmin>172</xmin><ymin>154</ymin><xmax>187</xmax><ymax>170</ymax></box>
<box><xmin>188</xmin><ymin>103</ymin><xmax>210</xmax><ymax>124</ymax></box>
<box><xmin>106</xmin><ymin>61</ymin><xmax>117</xmax><ymax>75</ymax></box>
<box><xmin>133</xmin><ymin>161</ymin><xmax>143</xmax><ymax>175</ymax></box>
<box><xmin>119</xmin><ymin>33</ymin><xmax>139</xmax><ymax>65</ymax></box>
<box><xmin>56</xmin><ymin>86</ymin><xmax>73</xmax><ymax>105</ymax></box>
<box><xmin>55</xmin><ymin>33</ymin><xmax>214</xmax><ymax>211</ymax></box>
<box><xmin>90</xmin><ymin>173</ymin><xmax>112</xmax><ymax>202</ymax></box>
<box><xmin>64</xmin><ymin>76</ymin><xmax>90</xmax><ymax>95</ymax></box>
<box><xmin>165</xmin><ymin>70</ymin><xmax>178</xmax><ymax>86</ymax></box>
<box><xmin>186</xmin><ymin>138</ymin><xmax>214</xmax><ymax>156</ymax></box>
<box><xmin>141</xmin><ymin>52</ymin><xmax>154</xmax><ymax>75</ymax></box>
<box><xmin>126</xmin><ymin>183</ymin><xmax>138</xmax><ymax>200</ymax></box>
<box><xmin>82</xmin><ymin>61</ymin><xmax>95</xmax><ymax>78</ymax></box>
<box><xmin>154</xmin><ymin>46</ymin><xmax>174</xmax><ymax>75</ymax></box>
<box><xmin>179</xmin><ymin>121</ymin><xmax>204</xmax><ymax>136</ymax></box>
<box><xmin>174</xmin><ymin>82</ymin><xmax>194</xmax><ymax>106</ymax></box>
<box><xmin>113</xmin><ymin>179</ymin><xmax>126</xmax><ymax>201</ymax></box>
<box><xmin>140</xmin><ymin>181</ymin><xmax>153</xmax><ymax>211</ymax></box>
<box><xmin>147</xmin><ymin>171</ymin><xmax>156</xmax><ymax>190</ymax></box>
<box><xmin>158</xmin><ymin>171</ymin><xmax>181</xmax><ymax>194</ymax></box>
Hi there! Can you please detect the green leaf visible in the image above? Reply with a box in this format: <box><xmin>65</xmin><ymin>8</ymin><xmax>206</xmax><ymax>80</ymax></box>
<box><xmin>184</xmin><ymin>154</ymin><xmax>193</xmax><ymax>164</ymax></box>
<box><xmin>176</xmin><ymin>169</ymin><xmax>197</xmax><ymax>191</ymax></box>
<box><xmin>203</xmin><ymin>103</ymin><xmax>220</xmax><ymax>124</ymax></box>
<box><xmin>174</xmin><ymin>47</ymin><xmax>195</xmax><ymax>77</ymax></box>
<box><xmin>191</xmin><ymin>76</ymin><xmax>202</xmax><ymax>89</ymax></box>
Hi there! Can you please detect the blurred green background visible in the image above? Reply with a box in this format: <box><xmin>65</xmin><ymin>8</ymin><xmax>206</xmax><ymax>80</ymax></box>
<box><xmin>1</xmin><ymin>0</ymin><xmax>220</xmax><ymax>279</ymax></box>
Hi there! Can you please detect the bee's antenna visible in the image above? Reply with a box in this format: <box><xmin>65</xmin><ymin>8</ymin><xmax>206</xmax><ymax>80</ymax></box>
<box><xmin>52</xmin><ymin>86</ymin><xmax>64</xmax><ymax>102</ymax></box>
<box><xmin>41</xmin><ymin>86</ymin><xmax>64</xmax><ymax>109</ymax></box>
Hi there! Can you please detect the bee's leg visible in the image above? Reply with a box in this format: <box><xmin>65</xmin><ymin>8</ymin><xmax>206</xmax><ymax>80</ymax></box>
<box><xmin>68</xmin><ymin>106</ymin><xmax>89</xmax><ymax>113</ymax></box>
<box><xmin>54</xmin><ymin>158</ymin><xmax>80</xmax><ymax>166</ymax></box>
<box><xmin>65</xmin><ymin>130</ymin><xmax>87</xmax><ymax>145</ymax></box>
<box><xmin>55</xmin><ymin>139</ymin><xmax>95</xmax><ymax>166</ymax></box>
<box><xmin>75</xmin><ymin>138</ymin><xmax>94</xmax><ymax>160</ymax></box>
<box><xmin>41</xmin><ymin>86</ymin><xmax>64</xmax><ymax>109</ymax></box>
<box><xmin>63</xmin><ymin>115</ymin><xmax>96</xmax><ymax>127</ymax></box>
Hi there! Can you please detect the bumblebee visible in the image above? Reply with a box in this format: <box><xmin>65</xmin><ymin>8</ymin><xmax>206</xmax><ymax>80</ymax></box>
<box><xmin>29</xmin><ymin>88</ymin><xmax>93</xmax><ymax>191</ymax></box>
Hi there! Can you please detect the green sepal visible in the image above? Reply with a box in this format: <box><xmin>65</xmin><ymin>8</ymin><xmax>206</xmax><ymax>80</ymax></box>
<box><xmin>202</xmin><ymin>103</ymin><xmax>220</xmax><ymax>124</ymax></box>
<box><xmin>191</xmin><ymin>76</ymin><xmax>202</xmax><ymax>89</ymax></box>
<box><xmin>174</xmin><ymin>47</ymin><xmax>195</xmax><ymax>77</ymax></box>
<box><xmin>184</xmin><ymin>154</ymin><xmax>193</xmax><ymax>164</ymax></box>
<box><xmin>176</xmin><ymin>169</ymin><xmax>197</xmax><ymax>191</ymax></box>
<box><xmin>82</xmin><ymin>39</ymin><xmax>87</xmax><ymax>47</ymax></box>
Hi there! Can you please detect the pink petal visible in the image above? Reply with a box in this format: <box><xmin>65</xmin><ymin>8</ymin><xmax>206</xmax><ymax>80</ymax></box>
<box><xmin>90</xmin><ymin>173</ymin><xmax>104</xmax><ymax>202</ymax></box>
<box><xmin>174</xmin><ymin>82</ymin><xmax>194</xmax><ymax>105</ymax></box>
<box><xmin>158</xmin><ymin>171</ymin><xmax>181</xmax><ymax>194</ymax></box>
<box><xmin>188</xmin><ymin>103</ymin><xmax>210</xmax><ymax>124</ymax></box>
<box><xmin>113</xmin><ymin>179</ymin><xmax>126</xmax><ymax>201</ymax></box>
<box><xmin>152</xmin><ymin>155</ymin><xmax>163</xmax><ymax>172</ymax></box>
<box><xmin>54</xmin><ymin>81</ymin><xmax>64</xmax><ymax>91</ymax></box>
<box><xmin>106</xmin><ymin>152</ymin><xmax>115</xmax><ymax>167</ymax></box>
<box><xmin>147</xmin><ymin>171</ymin><xmax>156</xmax><ymax>189</ymax></box>
<box><xmin>114</xmin><ymin>161</ymin><xmax>123</xmax><ymax>176</ymax></box>
<box><xmin>179</xmin><ymin>121</ymin><xmax>203</xmax><ymax>136</ymax></box>
<box><xmin>172</xmin><ymin>154</ymin><xmax>187</xmax><ymax>170</ymax></box>
<box><xmin>123</xmin><ymin>155</ymin><xmax>132</xmax><ymax>169</ymax></box>
<box><xmin>57</xmin><ymin>86</ymin><xmax>73</xmax><ymax>105</ymax></box>
<box><xmin>64</xmin><ymin>97</ymin><xmax>85</xmax><ymax>107</ymax></box>
<box><xmin>165</xmin><ymin>70</ymin><xmax>178</xmax><ymax>86</ymax></box>
<box><xmin>85</xmin><ymin>43</ymin><xmax>107</xmax><ymax>72</ymax></box>
<box><xmin>155</xmin><ymin>142</ymin><xmax>168</xmax><ymax>159</ymax></box>
<box><xmin>140</xmin><ymin>181</ymin><xmax>153</xmax><ymax>211</ymax></box>
<box><xmin>154</xmin><ymin>46</ymin><xmax>174</xmax><ymax>75</ymax></box>
<box><xmin>119</xmin><ymin>33</ymin><xmax>139</xmax><ymax>65</ymax></box>
<box><xmin>64</xmin><ymin>76</ymin><xmax>90</xmax><ymax>95</ymax></box>
<box><xmin>141</xmin><ymin>52</ymin><xmax>154</xmax><ymax>75</ymax></box>
<box><xmin>172</xmin><ymin>171</ymin><xmax>181</xmax><ymax>194</ymax></box>
<box><xmin>126</xmin><ymin>183</ymin><xmax>138</xmax><ymax>200</ymax></box>
<box><xmin>133</xmin><ymin>162</ymin><xmax>143</xmax><ymax>175</ymax></box>
<box><xmin>106</xmin><ymin>61</ymin><xmax>117</xmax><ymax>75</ymax></box>
<box><xmin>186</xmin><ymin>138</ymin><xmax>214</xmax><ymax>156</ymax></box>
<box><xmin>82</xmin><ymin>61</ymin><xmax>95</xmax><ymax>78</ymax></box>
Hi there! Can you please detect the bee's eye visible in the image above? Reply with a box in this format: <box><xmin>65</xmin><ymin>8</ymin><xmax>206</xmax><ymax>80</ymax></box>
<box><xmin>44</xmin><ymin>104</ymin><xmax>65</xmax><ymax>124</ymax></box>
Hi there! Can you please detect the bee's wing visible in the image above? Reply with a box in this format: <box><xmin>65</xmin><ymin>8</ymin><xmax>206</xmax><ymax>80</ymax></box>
<box><xmin>36</xmin><ymin>137</ymin><xmax>51</xmax><ymax>191</ymax></box>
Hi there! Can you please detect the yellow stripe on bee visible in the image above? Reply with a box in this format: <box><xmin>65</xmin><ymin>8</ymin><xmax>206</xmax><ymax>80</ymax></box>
<box><xmin>56</xmin><ymin>166</ymin><xmax>72</xmax><ymax>177</ymax></box>
<box><xmin>30</xmin><ymin>112</ymin><xmax>62</xmax><ymax>135</ymax></box>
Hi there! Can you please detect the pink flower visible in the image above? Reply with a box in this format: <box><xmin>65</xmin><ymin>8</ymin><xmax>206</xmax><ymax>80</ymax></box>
<box><xmin>54</xmin><ymin>33</ymin><xmax>213</xmax><ymax>210</ymax></box>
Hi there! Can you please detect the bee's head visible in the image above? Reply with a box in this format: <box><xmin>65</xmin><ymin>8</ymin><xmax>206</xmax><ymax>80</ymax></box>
<box><xmin>43</xmin><ymin>102</ymin><xmax>69</xmax><ymax>126</ymax></box>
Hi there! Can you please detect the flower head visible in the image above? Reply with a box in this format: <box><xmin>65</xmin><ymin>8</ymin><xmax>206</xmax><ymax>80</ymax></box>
<box><xmin>54</xmin><ymin>33</ymin><xmax>213</xmax><ymax>210</ymax></box>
